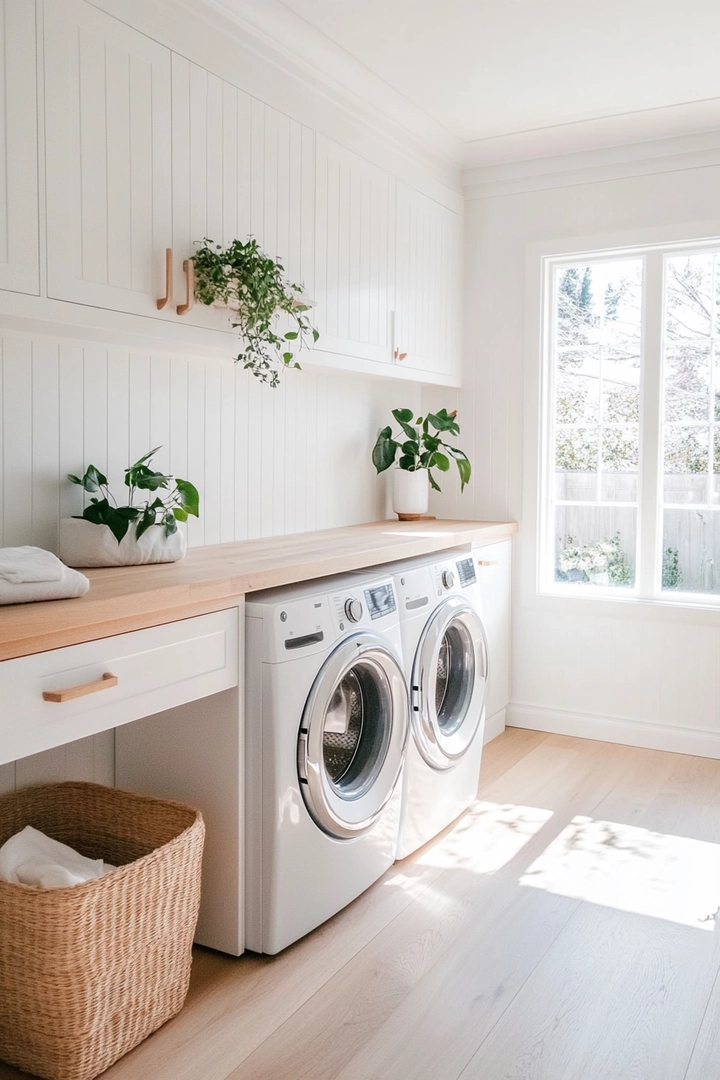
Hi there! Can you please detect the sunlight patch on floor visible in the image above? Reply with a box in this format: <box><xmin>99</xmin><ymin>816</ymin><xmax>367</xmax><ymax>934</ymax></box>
<box><xmin>414</xmin><ymin>801</ymin><xmax>554</xmax><ymax>874</ymax></box>
<box><xmin>520</xmin><ymin>816</ymin><xmax>720</xmax><ymax>930</ymax></box>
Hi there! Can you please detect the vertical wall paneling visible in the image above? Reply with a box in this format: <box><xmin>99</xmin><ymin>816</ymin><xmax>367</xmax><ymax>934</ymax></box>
<box><xmin>186</xmin><ymin>360</ymin><xmax>206</xmax><ymax>547</ymax></box>
<box><xmin>395</xmin><ymin>181</ymin><xmax>461</xmax><ymax>381</ymax></box>
<box><xmin>30</xmin><ymin>340</ymin><xmax>60</xmax><ymax>551</ymax></box>
<box><xmin>0</xmin><ymin>0</ymin><xmax>39</xmax><ymax>294</ymax></box>
<box><xmin>44</xmin><ymin>0</ymin><xmax>172</xmax><ymax>315</ymax></box>
<box><xmin>57</xmin><ymin>344</ymin><xmax>84</xmax><ymax>522</ymax></box>
<box><xmin>1</xmin><ymin>337</ymin><xmax>32</xmax><ymax>546</ymax></box>
<box><xmin>314</xmin><ymin>135</ymin><xmax>395</xmax><ymax>367</ymax></box>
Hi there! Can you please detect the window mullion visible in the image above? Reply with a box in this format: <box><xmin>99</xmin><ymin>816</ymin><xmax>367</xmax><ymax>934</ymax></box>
<box><xmin>637</xmin><ymin>252</ymin><xmax>664</xmax><ymax>597</ymax></box>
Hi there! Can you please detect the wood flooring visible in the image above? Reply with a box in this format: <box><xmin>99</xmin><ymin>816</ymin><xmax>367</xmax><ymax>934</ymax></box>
<box><xmin>4</xmin><ymin>728</ymin><xmax>720</xmax><ymax>1080</ymax></box>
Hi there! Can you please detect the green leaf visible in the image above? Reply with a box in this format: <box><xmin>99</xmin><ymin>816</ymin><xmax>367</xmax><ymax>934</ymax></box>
<box><xmin>455</xmin><ymin>455</ymin><xmax>472</xmax><ymax>491</ymax></box>
<box><xmin>432</xmin><ymin>452</ymin><xmax>450</xmax><ymax>472</ymax></box>
<box><xmin>70</xmin><ymin>464</ymin><xmax>108</xmax><ymax>492</ymax></box>
<box><xmin>372</xmin><ymin>427</ymin><xmax>398</xmax><ymax>473</ymax></box>
<box><xmin>427</xmin><ymin>410</ymin><xmax>460</xmax><ymax>434</ymax></box>
<box><xmin>81</xmin><ymin>498</ymin><xmax>111</xmax><ymax>526</ymax></box>
<box><xmin>67</xmin><ymin>474</ymin><xmax>83</xmax><ymax>487</ymax></box>
<box><xmin>173</xmin><ymin>506</ymin><xmax>189</xmax><ymax>522</ymax></box>
<box><xmin>398</xmin><ymin>454</ymin><xmax>417</xmax><ymax>471</ymax></box>
<box><xmin>392</xmin><ymin>408</ymin><xmax>414</xmax><ymax>424</ymax></box>
<box><xmin>163</xmin><ymin>512</ymin><xmax>178</xmax><ymax>536</ymax></box>
<box><xmin>134</xmin><ymin>505</ymin><xmax>157</xmax><ymax>542</ymax></box>
<box><xmin>428</xmin><ymin>470</ymin><xmax>442</xmax><ymax>492</ymax></box>
<box><xmin>284</xmin><ymin>331</ymin><xmax>299</xmax><ymax>340</ymax></box>
<box><xmin>175</xmin><ymin>479</ymin><xmax>200</xmax><ymax>518</ymax></box>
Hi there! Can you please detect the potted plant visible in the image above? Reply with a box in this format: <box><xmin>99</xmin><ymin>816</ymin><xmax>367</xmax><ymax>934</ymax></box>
<box><xmin>372</xmin><ymin>408</ymin><xmax>472</xmax><ymax>519</ymax></box>
<box><xmin>192</xmin><ymin>237</ymin><xmax>319</xmax><ymax>388</ymax></box>
<box><xmin>59</xmin><ymin>448</ymin><xmax>200</xmax><ymax>567</ymax></box>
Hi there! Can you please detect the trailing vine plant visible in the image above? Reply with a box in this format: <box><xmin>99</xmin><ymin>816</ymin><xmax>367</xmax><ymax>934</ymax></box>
<box><xmin>192</xmin><ymin>238</ymin><xmax>319</xmax><ymax>388</ymax></box>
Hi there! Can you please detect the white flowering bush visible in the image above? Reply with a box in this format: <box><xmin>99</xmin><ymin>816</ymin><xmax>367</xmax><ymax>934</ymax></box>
<box><xmin>556</xmin><ymin>533</ymin><xmax>633</xmax><ymax>586</ymax></box>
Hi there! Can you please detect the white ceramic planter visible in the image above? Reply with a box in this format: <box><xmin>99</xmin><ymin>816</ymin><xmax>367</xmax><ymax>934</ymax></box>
<box><xmin>59</xmin><ymin>518</ymin><xmax>187</xmax><ymax>568</ymax></box>
<box><xmin>392</xmin><ymin>468</ymin><xmax>429</xmax><ymax>519</ymax></box>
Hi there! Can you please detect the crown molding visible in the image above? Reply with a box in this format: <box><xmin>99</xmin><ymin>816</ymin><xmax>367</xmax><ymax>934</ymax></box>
<box><xmin>463</xmin><ymin>129</ymin><xmax>720</xmax><ymax>200</ymax></box>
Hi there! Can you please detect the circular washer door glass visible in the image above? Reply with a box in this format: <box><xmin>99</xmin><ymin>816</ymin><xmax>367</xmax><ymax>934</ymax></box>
<box><xmin>322</xmin><ymin>663</ymin><xmax>391</xmax><ymax>798</ymax></box>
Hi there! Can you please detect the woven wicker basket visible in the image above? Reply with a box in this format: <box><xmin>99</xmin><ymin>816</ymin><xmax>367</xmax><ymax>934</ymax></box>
<box><xmin>0</xmin><ymin>781</ymin><xmax>205</xmax><ymax>1080</ymax></box>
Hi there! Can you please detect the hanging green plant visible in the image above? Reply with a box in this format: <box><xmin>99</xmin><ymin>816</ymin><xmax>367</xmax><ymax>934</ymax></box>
<box><xmin>192</xmin><ymin>237</ymin><xmax>319</xmax><ymax>388</ymax></box>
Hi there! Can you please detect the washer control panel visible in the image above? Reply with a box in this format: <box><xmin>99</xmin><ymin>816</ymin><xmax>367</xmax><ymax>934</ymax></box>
<box><xmin>344</xmin><ymin>597</ymin><xmax>363</xmax><ymax>622</ymax></box>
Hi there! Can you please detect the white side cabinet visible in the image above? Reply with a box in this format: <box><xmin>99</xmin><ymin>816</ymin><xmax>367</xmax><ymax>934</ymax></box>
<box><xmin>313</xmin><ymin>133</ymin><xmax>396</xmax><ymax>368</ymax></box>
<box><xmin>44</xmin><ymin>0</ymin><xmax>172</xmax><ymax>315</ymax></box>
<box><xmin>395</xmin><ymin>181</ymin><xmax>462</xmax><ymax>382</ymax></box>
<box><xmin>476</xmin><ymin>539</ymin><xmax>512</xmax><ymax>741</ymax></box>
<box><xmin>0</xmin><ymin>0</ymin><xmax>39</xmax><ymax>295</ymax></box>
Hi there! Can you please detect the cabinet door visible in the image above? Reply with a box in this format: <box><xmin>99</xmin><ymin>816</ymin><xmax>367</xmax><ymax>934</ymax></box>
<box><xmin>44</xmin><ymin>0</ymin><xmax>172</xmax><ymax>316</ymax></box>
<box><xmin>476</xmin><ymin>540</ymin><xmax>512</xmax><ymax>727</ymax></box>
<box><xmin>395</xmin><ymin>182</ymin><xmax>461</xmax><ymax>380</ymax></box>
<box><xmin>0</xmin><ymin>0</ymin><xmax>39</xmax><ymax>295</ymax></box>
<box><xmin>314</xmin><ymin>134</ymin><xmax>395</xmax><ymax>366</ymax></box>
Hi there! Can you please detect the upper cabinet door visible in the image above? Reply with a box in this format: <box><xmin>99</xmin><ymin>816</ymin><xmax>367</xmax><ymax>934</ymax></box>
<box><xmin>44</xmin><ymin>0</ymin><xmax>172</xmax><ymax>316</ymax></box>
<box><xmin>0</xmin><ymin>0</ymin><xmax>39</xmax><ymax>295</ymax></box>
<box><xmin>395</xmin><ymin>182</ymin><xmax>461</xmax><ymax>381</ymax></box>
<box><xmin>313</xmin><ymin>134</ymin><xmax>395</xmax><ymax>367</ymax></box>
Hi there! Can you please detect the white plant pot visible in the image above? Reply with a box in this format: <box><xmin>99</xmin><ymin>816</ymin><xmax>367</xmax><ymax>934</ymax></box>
<box><xmin>59</xmin><ymin>518</ymin><xmax>187</xmax><ymax>568</ymax></box>
<box><xmin>392</xmin><ymin>468</ymin><xmax>429</xmax><ymax>519</ymax></box>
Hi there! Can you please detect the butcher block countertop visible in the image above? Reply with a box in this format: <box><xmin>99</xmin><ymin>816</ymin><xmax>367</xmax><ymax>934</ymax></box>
<box><xmin>0</xmin><ymin>519</ymin><xmax>516</xmax><ymax>661</ymax></box>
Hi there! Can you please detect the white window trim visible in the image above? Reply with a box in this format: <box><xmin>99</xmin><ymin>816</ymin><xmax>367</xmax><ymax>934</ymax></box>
<box><xmin>522</xmin><ymin>221</ymin><xmax>720</xmax><ymax>621</ymax></box>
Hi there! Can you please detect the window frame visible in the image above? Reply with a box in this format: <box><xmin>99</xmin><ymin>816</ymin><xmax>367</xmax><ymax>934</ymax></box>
<box><xmin>537</xmin><ymin>234</ymin><xmax>720</xmax><ymax>609</ymax></box>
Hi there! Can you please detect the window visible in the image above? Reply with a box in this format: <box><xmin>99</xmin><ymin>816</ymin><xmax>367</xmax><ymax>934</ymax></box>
<box><xmin>543</xmin><ymin>241</ymin><xmax>720</xmax><ymax>602</ymax></box>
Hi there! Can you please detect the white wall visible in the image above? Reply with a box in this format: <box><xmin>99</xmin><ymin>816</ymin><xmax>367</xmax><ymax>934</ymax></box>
<box><xmin>0</xmin><ymin>331</ymin><xmax>417</xmax><ymax>550</ymax></box>
<box><xmin>436</xmin><ymin>161</ymin><xmax>720</xmax><ymax>756</ymax></box>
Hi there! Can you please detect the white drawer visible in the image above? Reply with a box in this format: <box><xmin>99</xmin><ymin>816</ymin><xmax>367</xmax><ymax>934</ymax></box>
<box><xmin>0</xmin><ymin>608</ymin><xmax>239</xmax><ymax>765</ymax></box>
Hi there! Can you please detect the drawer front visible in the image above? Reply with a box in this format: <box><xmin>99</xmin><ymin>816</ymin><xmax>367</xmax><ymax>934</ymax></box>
<box><xmin>0</xmin><ymin>609</ymin><xmax>239</xmax><ymax>765</ymax></box>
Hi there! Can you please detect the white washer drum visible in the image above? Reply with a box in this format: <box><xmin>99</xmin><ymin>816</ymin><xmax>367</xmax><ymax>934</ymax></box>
<box><xmin>411</xmin><ymin>595</ymin><xmax>488</xmax><ymax>770</ymax></box>
<box><xmin>298</xmin><ymin>631</ymin><xmax>408</xmax><ymax>839</ymax></box>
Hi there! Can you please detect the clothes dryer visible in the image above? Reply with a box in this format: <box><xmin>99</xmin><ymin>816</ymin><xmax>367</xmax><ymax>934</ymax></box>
<box><xmin>365</xmin><ymin>549</ymin><xmax>488</xmax><ymax>859</ymax></box>
<box><xmin>245</xmin><ymin>570</ymin><xmax>408</xmax><ymax>954</ymax></box>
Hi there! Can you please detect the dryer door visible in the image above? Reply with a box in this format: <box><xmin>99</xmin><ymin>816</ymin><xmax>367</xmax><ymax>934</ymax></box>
<box><xmin>298</xmin><ymin>632</ymin><xmax>409</xmax><ymax>840</ymax></box>
<box><xmin>411</xmin><ymin>595</ymin><xmax>488</xmax><ymax>770</ymax></box>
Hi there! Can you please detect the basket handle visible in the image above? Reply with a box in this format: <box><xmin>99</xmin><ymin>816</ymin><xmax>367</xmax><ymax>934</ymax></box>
<box><xmin>43</xmin><ymin>672</ymin><xmax>118</xmax><ymax>703</ymax></box>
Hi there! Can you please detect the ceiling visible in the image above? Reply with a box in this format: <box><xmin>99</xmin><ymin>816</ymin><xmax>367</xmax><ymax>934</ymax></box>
<box><xmin>213</xmin><ymin>0</ymin><xmax>720</xmax><ymax>167</ymax></box>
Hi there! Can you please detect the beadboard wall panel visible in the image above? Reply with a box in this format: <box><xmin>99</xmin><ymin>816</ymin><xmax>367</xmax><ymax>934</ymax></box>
<box><xmin>0</xmin><ymin>331</ymin><xmax>411</xmax><ymax>553</ymax></box>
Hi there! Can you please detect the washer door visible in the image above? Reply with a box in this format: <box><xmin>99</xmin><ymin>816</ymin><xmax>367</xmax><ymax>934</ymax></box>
<box><xmin>298</xmin><ymin>632</ymin><xmax>409</xmax><ymax>840</ymax></box>
<box><xmin>411</xmin><ymin>595</ymin><xmax>488</xmax><ymax>770</ymax></box>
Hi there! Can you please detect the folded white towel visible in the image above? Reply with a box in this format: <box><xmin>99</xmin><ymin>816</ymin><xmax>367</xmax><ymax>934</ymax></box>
<box><xmin>0</xmin><ymin>546</ymin><xmax>64</xmax><ymax>584</ymax></box>
<box><xmin>0</xmin><ymin>825</ymin><xmax>115</xmax><ymax>888</ymax></box>
<box><xmin>0</xmin><ymin>546</ymin><xmax>89</xmax><ymax>605</ymax></box>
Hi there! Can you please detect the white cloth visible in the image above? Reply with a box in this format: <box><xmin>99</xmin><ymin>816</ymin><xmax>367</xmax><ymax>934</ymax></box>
<box><xmin>0</xmin><ymin>825</ymin><xmax>115</xmax><ymax>888</ymax></box>
<box><xmin>0</xmin><ymin>546</ymin><xmax>89</xmax><ymax>604</ymax></box>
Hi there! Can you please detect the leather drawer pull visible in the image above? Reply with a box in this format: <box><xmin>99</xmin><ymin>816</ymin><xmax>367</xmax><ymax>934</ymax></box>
<box><xmin>43</xmin><ymin>672</ymin><xmax>118</xmax><ymax>703</ymax></box>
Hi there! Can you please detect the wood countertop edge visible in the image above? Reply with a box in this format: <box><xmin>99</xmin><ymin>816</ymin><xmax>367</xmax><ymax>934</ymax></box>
<box><xmin>0</xmin><ymin>520</ymin><xmax>517</xmax><ymax>661</ymax></box>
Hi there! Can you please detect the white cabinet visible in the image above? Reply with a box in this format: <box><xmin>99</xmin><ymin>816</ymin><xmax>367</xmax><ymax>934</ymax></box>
<box><xmin>0</xmin><ymin>0</ymin><xmax>39</xmax><ymax>295</ymax></box>
<box><xmin>44</xmin><ymin>0</ymin><xmax>172</xmax><ymax>316</ymax></box>
<box><xmin>476</xmin><ymin>539</ymin><xmax>512</xmax><ymax>740</ymax></box>
<box><xmin>395</xmin><ymin>181</ymin><xmax>462</xmax><ymax>382</ymax></box>
<box><xmin>313</xmin><ymin>134</ymin><xmax>395</xmax><ymax>368</ymax></box>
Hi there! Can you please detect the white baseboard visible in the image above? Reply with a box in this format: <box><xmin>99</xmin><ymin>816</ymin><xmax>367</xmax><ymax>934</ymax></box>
<box><xmin>506</xmin><ymin>702</ymin><xmax>720</xmax><ymax>759</ymax></box>
<box><xmin>484</xmin><ymin>708</ymin><xmax>507</xmax><ymax>745</ymax></box>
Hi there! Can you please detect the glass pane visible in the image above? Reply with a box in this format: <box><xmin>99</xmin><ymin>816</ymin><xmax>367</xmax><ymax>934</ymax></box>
<box><xmin>663</xmin><ymin>426</ymin><xmax>709</xmax><ymax>503</ymax></box>
<box><xmin>714</xmin><ymin>429</ymin><xmax>720</xmax><ymax>504</ymax></box>
<box><xmin>664</xmin><ymin>345</ymin><xmax>710</xmax><ymax>422</ymax></box>
<box><xmin>662</xmin><ymin>509</ymin><xmax>720</xmax><ymax>593</ymax></box>
<box><xmin>601</xmin><ymin>428</ymin><xmax>638</xmax><ymax>503</ymax></box>
<box><xmin>555</xmin><ymin>427</ymin><xmax>598</xmax><ymax>501</ymax></box>
<box><xmin>665</xmin><ymin>254</ymin><xmax>713</xmax><ymax>341</ymax></box>
<box><xmin>556</xmin><ymin>347</ymin><xmax>598</xmax><ymax>373</ymax></box>
<box><xmin>555</xmin><ymin>507</ymin><xmax>636</xmax><ymax>588</ymax></box>
<box><xmin>602</xmin><ymin>380</ymin><xmax>639</xmax><ymax>424</ymax></box>
<box><xmin>556</xmin><ymin>373</ymin><xmax>599</xmax><ymax>424</ymax></box>
<box><xmin>555</xmin><ymin>261</ymin><xmax>642</xmax><ymax>349</ymax></box>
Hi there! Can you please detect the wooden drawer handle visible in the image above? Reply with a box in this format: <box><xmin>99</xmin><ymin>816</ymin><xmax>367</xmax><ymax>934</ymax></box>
<box><xmin>177</xmin><ymin>258</ymin><xmax>195</xmax><ymax>316</ymax></box>
<box><xmin>156</xmin><ymin>248</ymin><xmax>173</xmax><ymax>310</ymax></box>
<box><xmin>476</xmin><ymin>560</ymin><xmax>499</xmax><ymax>566</ymax></box>
<box><xmin>43</xmin><ymin>672</ymin><xmax>118</xmax><ymax>703</ymax></box>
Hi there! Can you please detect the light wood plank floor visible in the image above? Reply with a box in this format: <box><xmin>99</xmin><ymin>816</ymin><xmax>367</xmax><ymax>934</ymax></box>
<box><xmin>4</xmin><ymin>729</ymin><xmax>720</xmax><ymax>1080</ymax></box>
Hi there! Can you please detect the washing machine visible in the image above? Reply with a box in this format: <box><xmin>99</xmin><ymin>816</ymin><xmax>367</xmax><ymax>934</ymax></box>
<box><xmin>244</xmin><ymin>570</ymin><xmax>409</xmax><ymax>954</ymax></box>
<box><xmin>362</xmin><ymin>548</ymin><xmax>489</xmax><ymax>859</ymax></box>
